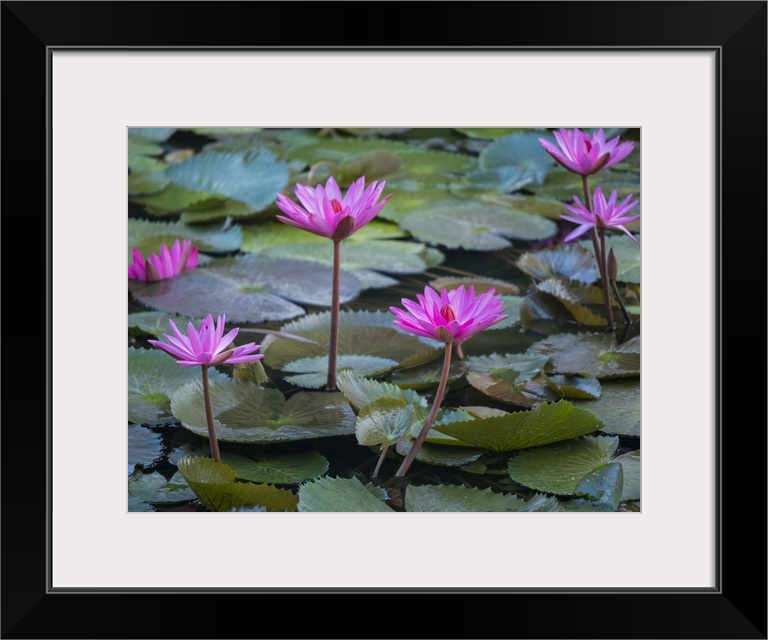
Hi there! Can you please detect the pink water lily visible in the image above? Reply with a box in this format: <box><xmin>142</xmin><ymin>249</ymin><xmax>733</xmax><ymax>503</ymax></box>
<box><xmin>149</xmin><ymin>314</ymin><xmax>263</xmax><ymax>367</ymax></box>
<box><xmin>128</xmin><ymin>238</ymin><xmax>199</xmax><ymax>282</ymax></box>
<box><xmin>390</xmin><ymin>285</ymin><xmax>508</xmax><ymax>345</ymax></box>
<box><xmin>275</xmin><ymin>175</ymin><xmax>390</xmax><ymax>241</ymax></box>
<box><xmin>539</xmin><ymin>128</ymin><xmax>634</xmax><ymax>176</ymax></box>
<box><xmin>561</xmin><ymin>187</ymin><xmax>640</xmax><ymax>243</ymax></box>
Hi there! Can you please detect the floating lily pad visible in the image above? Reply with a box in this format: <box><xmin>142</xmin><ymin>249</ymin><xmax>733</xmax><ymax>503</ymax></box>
<box><xmin>614</xmin><ymin>449</ymin><xmax>640</xmax><ymax>500</ymax></box>
<box><xmin>522</xmin><ymin>279</ymin><xmax>608</xmax><ymax>327</ymax></box>
<box><xmin>516</xmin><ymin>244</ymin><xmax>599</xmax><ymax>283</ymax></box>
<box><xmin>560</xmin><ymin>462</ymin><xmax>624</xmax><ymax>512</ymax></box>
<box><xmin>464</xmin><ymin>353</ymin><xmax>557</xmax><ymax>407</ymax></box>
<box><xmin>176</xmin><ymin>456</ymin><xmax>298</xmax><ymax>512</ymax></box>
<box><xmin>129</xmin><ymin>183</ymin><xmax>216</xmax><ymax>216</ymax></box>
<box><xmin>580</xmin><ymin>234</ymin><xmax>640</xmax><ymax>283</ymax></box>
<box><xmin>387</xmin><ymin>357</ymin><xmax>469</xmax><ymax>390</ymax></box>
<box><xmin>283</xmin><ymin>354</ymin><xmax>399</xmax><ymax>388</ymax></box>
<box><xmin>507</xmin><ymin>434</ymin><xmax>637</xmax><ymax>501</ymax></box>
<box><xmin>128</xmin><ymin>311</ymin><xmax>200</xmax><ymax>338</ymax></box>
<box><xmin>129</xmin><ymin>127</ymin><xmax>176</xmax><ymax>142</ymax></box>
<box><xmin>492</xmin><ymin>193</ymin><xmax>571</xmax><ymax>220</ymax></box>
<box><xmin>433</xmin><ymin>400</ymin><xmax>602</xmax><ymax>452</ymax></box>
<box><xmin>571</xmin><ymin>379</ymin><xmax>640</xmax><ymax>436</ymax></box>
<box><xmin>128</xmin><ymin>348</ymin><xmax>229</xmax><ymax>425</ymax></box>
<box><xmin>456</xmin><ymin>128</ymin><xmax>546</xmax><ymax>140</ymax></box>
<box><xmin>130</xmin><ymin>254</ymin><xmax>362</xmax><ymax>323</ymax></box>
<box><xmin>532</xmin><ymin>166</ymin><xmax>640</xmax><ymax>201</ymax></box>
<box><xmin>355</xmin><ymin>398</ymin><xmax>415</xmax><ymax>448</ymax></box>
<box><xmin>219</xmin><ymin>450</ymin><xmax>329</xmax><ymax>485</ymax></box>
<box><xmin>374</xmin><ymin>182</ymin><xmax>461</xmax><ymax>223</ymax></box>
<box><xmin>128</xmin><ymin>218</ymin><xmax>242</xmax><ymax>254</ymax></box>
<box><xmin>526</xmin><ymin>333</ymin><xmax>640</xmax><ymax>379</ymax></box>
<box><xmin>170</xmin><ymin>380</ymin><xmax>355</xmax><ymax>443</ymax></box>
<box><xmin>479</xmin><ymin>132</ymin><xmax>556</xmax><ymax>185</ymax></box>
<box><xmin>128</xmin><ymin>424</ymin><xmax>163</xmax><ymax>472</ymax></box>
<box><xmin>128</xmin><ymin>171</ymin><xmax>170</xmax><ymax>196</ymax></box>
<box><xmin>163</xmin><ymin>148</ymin><xmax>289</xmax><ymax>213</ymax></box>
<box><xmin>241</xmin><ymin>220</ymin><xmax>407</xmax><ymax>252</ymax></box>
<box><xmin>128</xmin><ymin>495</ymin><xmax>156</xmax><ymax>512</ymax></box>
<box><xmin>128</xmin><ymin>469</ymin><xmax>196</xmax><ymax>504</ymax></box>
<box><xmin>260</xmin><ymin>311</ymin><xmax>443</xmax><ymax>372</ymax></box>
<box><xmin>404</xmin><ymin>484</ymin><xmax>559</xmax><ymax>512</ymax></box>
<box><xmin>400</xmin><ymin>203</ymin><xmax>557</xmax><ymax>250</ymax></box>
<box><xmin>395</xmin><ymin>439</ymin><xmax>486</xmax><ymax>467</ymax></box>
<box><xmin>455</xmin><ymin>166</ymin><xmax>534</xmax><ymax>194</ymax></box>
<box><xmin>429</xmin><ymin>276</ymin><xmax>521</xmax><ymax>296</ymax></box>
<box><xmin>297</xmin><ymin>476</ymin><xmax>394</xmax><ymax>512</ymax></box>
<box><xmin>546</xmin><ymin>374</ymin><xmax>602</xmax><ymax>400</ymax></box>
<box><xmin>336</xmin><ymin>370</ymin><xmax>428</xmax><ymax>412</ymax></box>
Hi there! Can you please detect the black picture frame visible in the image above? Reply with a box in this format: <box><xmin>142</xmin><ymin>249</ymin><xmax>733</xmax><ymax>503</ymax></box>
<box><xmin>3</xmin><ymin>2</ymin><xmax>765</xmax><ymax>638</ymax></box>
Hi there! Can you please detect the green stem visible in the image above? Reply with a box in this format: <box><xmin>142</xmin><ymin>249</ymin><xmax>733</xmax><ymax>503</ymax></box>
<box><xmin>327</xmin><ymin>240</ymin><xmax>341</xmax><ymax>390</ymax></box>
<box><xmin>611</xmin><ymin>278</ymin><xmax>632</xmax><ymax>324</ymax></box>
<box><xmin>599</xmin><ymin>226</ymin><xmax>615</xmax><ymax>329</ymax></box>
<box><xmin>372</xmin><ymin>445</ymin><xmax>390</xmax><ymax>478</ymax></box>
<box><xmin>395</xmin><ymin>342</ymin><xmax>453</xmax><ymax>478</ymax></box>
<box><xmin>201</xmin><ymin>365</ymin><xmax>221</xmax><ymax>463</ymax></box>
<box><xmin>582</xmin><ymin>176</ymin><xmax>613</xmax><ymax>331</ymax></box>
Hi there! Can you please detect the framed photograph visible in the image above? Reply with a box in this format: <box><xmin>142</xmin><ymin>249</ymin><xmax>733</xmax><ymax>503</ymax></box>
<box><xmin>4</xmin><ymin>1</ymin><xmax>764</xmax><ymax>638</ymax></box>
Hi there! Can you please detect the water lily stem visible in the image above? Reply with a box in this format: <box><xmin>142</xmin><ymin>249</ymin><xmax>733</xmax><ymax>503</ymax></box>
<box><xmin>200</xmin><ymin>365</ymin><xmax>221</xmax><ymax>463</ymax></box>
<box><xmin>372</xmin><ymin>445</ymin><xmax>390</xmax><ymax>478</ymax></box>
<box><xmin>611</xmin><ymin>278</ymin><xmax>633</xmax><ymax>324</ymax></box>
<box><xmin>583</xmin><ymin>176</ymin><xmax>614</xmax><ymax>331</ymax></box>
<box><xmin>327</xmin><ymin>240</ymin><xmax>341</xmax><ymax>390</ymax></box>
<box><xmin>395</xmin><ymin>342</ymin><xmax>453</xmax><ymax>478</ymax></box>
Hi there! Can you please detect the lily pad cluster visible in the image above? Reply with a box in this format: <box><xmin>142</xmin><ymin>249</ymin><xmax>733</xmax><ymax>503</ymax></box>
<box><xmin>128</xmin><ymin>127</ymin><xmax>641</xmax><ymax>513</ymax></box>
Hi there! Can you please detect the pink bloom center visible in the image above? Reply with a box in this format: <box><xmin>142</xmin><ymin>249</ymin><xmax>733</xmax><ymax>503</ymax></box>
<box><xmin>583</xmin><ymin>136</ymin><xmax>592</xmax><ymax>152</ymax></box>
<box><xmin>440</xmin><ymin>304</ymin><xmax>457</xmax><ymax>323</ymax></box>
<box><xmin>331</xmin><ymin>199</ymin><xmax>344</xmax><ymax>214</ymax></box>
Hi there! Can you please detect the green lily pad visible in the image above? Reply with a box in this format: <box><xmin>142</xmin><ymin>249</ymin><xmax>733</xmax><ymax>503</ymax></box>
<box><xmin>163</xmin><ymin>148</ymin><xmax>289</xmax><ymax>212</ymax></box>
<box><xmin>546</xmin><ymin>374</ymin><xmax>602</xmax><ymax>400</ymax></box>
<box><xmin>128</xmin><ymin>218</ymin><xmax>242</xmax><ymax>254</ymax></box>
<box><xmin>522</xmin><ymin>280</ymin><xmax>608</xmax><ymax>327</ymax></box>
<box><xmin>530</xmin><ymin>166</ymin><xmax>640</xmax><ymax>202</ymax></box>
<box><xmin>219</xmin><ymin>450</ymin><xmax>329</xmax><ymax>485</ymax></box>
<box><xmin>176</xmin><ymin>456</ymin><xmax>298</xmax><ymax>512</ymax></box>
<box><xmin>241</xmin><ymin>220</ymin><xmax>407</xmax><ymax>251</ymax></box>
<box><xmin>395</xmin><ymin>439</ymin><xmax>485</xmax><ymax>467</ymax></box>
<box><xmin>128</xmin><ymin>171</ymin><xmax>170</xmax><ymax>196</ymax></box>
<box><xmin>129</xmin><ymin>127</ymin><xmax>176</xmax><ymax>142</ymax></box>
<box><xmin>580</xmin><ymin>234</ymin><xmax>640</xmax><ymax>283</ymax></box>
<box><xmin>130</xmin><ymin>183</ymin><xmax>215</xmax><ymax>216</ymax></box>
<box><xmin>130</xmin><ymin>254</ymin><xmax>362</xmax><ymax>323</ymax></box>
<box><xmin>456</xmin><ymin>166</ymin><xmax>534</xmax><ymax>194</ymax></box>
<box><xmin>128</xmin><ymin>469</ymin><xmax>196</xmax><ymax>504</ymax></box>
<box><xmin>560</xmin><ymin>462</ymin><xmax>624</xmax><ymax>512</ymax></box>
<box><xmin>491</xmin><ymin>193</ymin><xmax>571</xmax><ymax>220</ymax></box>
<box><xmin>526</xmin><ymin>333</ymin><xmax>640</xmax><ymax>379</ymax></box>
<box><xmin>404</xmin><ymin>484</ymin><xmax>559</xmax><ymax>512</ymax></box>
<box><xmin>282</xmin><ymin>354</ymin><xmax>399</xmax><ymax>388</ymax></box>
<box><xmin>171</xmin><ymin>381</ymin><xmax>355</xmax><ymax>443</ymax></box>
<box><xmin>507</xmin><ymin>434</ymin><xmax>637</xmax><ymax>501</ymax></box>
<box><xmin>479</xmin><ymin>132</ymin><xmax>556</xmax><ymax>185</ymax></box>
<box><xmin>570</xmin><ymin>379</ymin><xmax>640</xmax><ymax>436</ymax></box>
<box><xmin>400</xmin><ymin>203</ymin><xmax>557</xmax><ymax>250</ymax></box>
<box><xmin>128</xmin><ymin>495</ymin><xmax>156</xmax><ymax>512</ymax></box>
<box><xmin>260</xmin><ymin>310</ymin><xmax>443</xmax><ymax>372</ymax></box>
<box><xmin>336</xmin><ymin>370</ymin><xmax>428</xmax><ymax>412</ymax></box>
<box><xmin>464</xmin><ymin>353</ymin><xmax>557</xmax><ymax>407</ymax></box>
<box><xmin>297</xmin><ymin>476</ymin><xmax>394</xmax><ymax>512</ymax></box>
<box><xmin>374</xmin><ymin>182</ymin><xmax>461</xmax><ymax>224</ymax></box>
<box><xmin>516</xmin><ymin>244</ymin><xmax>599</xmax><ymax>283</ymax></box>
<box><xmin>128</xmin><ymin>424</ymin><xmax>163</xmax><ymax>472</ymax></box>
<box><xmin>387</xmin><ymin>358</ymin><xmax>469</xmax><ymax>390</ymax></box>
<box><xmin>456</xmin><ymin>128</ymin><xmax>546</xmax><ymax>140</ymax></box>
<box><xmin>433</xmin><ymin>400</ymin><xmax>602</xmax><ymax>452</ymax></box>
<box><xmin>429</xmin><ymin>276</ymin><xmax>521</xmax><ymax>296</ymax></box>
<box><xmin>128</xmin><ymin>311</ymin><xmax>200</xmax><ymax>338</ymax></box>
<box><xmin>128</xmin><ymin>348</ymin><xmax>229</xmax><ymax>425</ymax></box>
<box><xmin>355</xmin><ymin>398</ymin><xmax>415</xmax><ymax>447</ymax></box>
